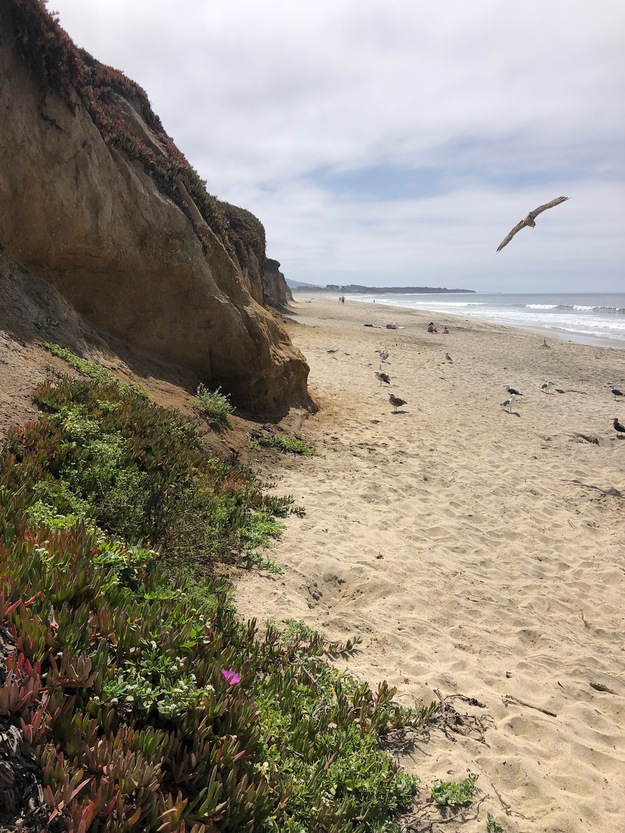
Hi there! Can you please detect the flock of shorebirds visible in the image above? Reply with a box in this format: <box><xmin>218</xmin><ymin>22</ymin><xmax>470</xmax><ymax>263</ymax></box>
<box><xmin>367</xmin><ymin>342</ymin><xmax>625</xmax><ymax>435</ymax></box>
<box><xmin>373</xmin><ymin>349</ymin><xmax>407</xmax><ymax>412</ymax></box>
<box><xmin>499</xmin><ymin>382</ymin><xmax>625</xmax><ymax>437</ymax></box>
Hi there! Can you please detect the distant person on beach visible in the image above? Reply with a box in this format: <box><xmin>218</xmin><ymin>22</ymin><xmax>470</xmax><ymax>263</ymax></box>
<box><xmin>443</xmin><ymin>326</ymin><xmax>449</xmax><ymax>334</ymax></box>
<box><xmin>426</xmin><ymin>322</ymin><xmax>438</xmax><ymax>334</ymax></box>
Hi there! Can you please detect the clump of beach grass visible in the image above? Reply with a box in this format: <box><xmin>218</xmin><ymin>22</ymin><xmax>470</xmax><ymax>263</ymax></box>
<box><xmin>43</xmin><ymin>342</ymin><xmax>148</xmax><ymax>399</ymax></box>
<box><xmin>194</xmin><ymin>382</ymin><xmax>233</xmax><ymax>426</ymax></box>
<box><xmin>250</xmin><ymin>429</ymin><xmax>319</xmax><ymax>456</ymax></box>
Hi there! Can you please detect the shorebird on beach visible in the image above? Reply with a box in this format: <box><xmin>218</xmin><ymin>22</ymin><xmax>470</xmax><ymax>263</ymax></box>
<box><xmin>445</xmin><ymin>353</ymin><xmax>453</xmax><ymax>363</ymax></box>
<box><xmin>389</xmin><ymin>393</ymin><xmax>407</xmax><ymax>412</ymax></box>
<box><xmin>376</xmin><ymin>348</ymin><xmax>390</xmax><ymax>362</ymax></box>
<box><xmin>613</xmin><ymin>418</ymin><xmax>625</xmax><ymax>436</ymax></box>
<box><xmin>608</xmin><ymin>385</ymin><xmax>624</xmax><ymax>401</ymax></box>
<box><xmin>500</xmin><ymin>394</ymin><xmax>517</xmax><ymax>412</ymax></box>
<box><xmin>540</xmin><ymin>381</ymin><xmax>554</xmax><ymax>394</ymax></box>
<box><xmin>504</xmin><ymin>385</ymin><xmax>523</xmax><ymax>397</ymax></box>
<box><xmin>375</xmin><ymin>370</ymin><xmax>391</xmax><ymax>386</ymax></box>
<box><xmin>496</xmin><ymin>196</ymin><xmax>569</xmax><ymax>252</ymax></box>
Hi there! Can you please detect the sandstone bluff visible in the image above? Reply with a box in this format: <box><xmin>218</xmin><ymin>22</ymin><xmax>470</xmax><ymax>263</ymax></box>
<box><xmin>0</xmin><ymin>0</ymin><xmax>312</xmax><ymax>415</ymax></box>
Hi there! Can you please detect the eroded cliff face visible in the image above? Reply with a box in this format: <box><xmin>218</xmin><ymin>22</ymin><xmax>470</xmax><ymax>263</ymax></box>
<box><xmin>0</xmin><ymin>0</ymin><xmax>312</xmax><ymax>414</ymax></box>
<box><xmin>263</xmin><ymin>259</ymin><xmax>294</xmax><ymax>308</ymax></box>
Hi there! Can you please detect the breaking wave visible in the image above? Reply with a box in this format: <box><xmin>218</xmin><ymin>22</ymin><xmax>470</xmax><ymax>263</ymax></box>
<box><xmin>526</xmin><ymin>304</ymin><xmax>625</xmax><ymax>313</ymax></box>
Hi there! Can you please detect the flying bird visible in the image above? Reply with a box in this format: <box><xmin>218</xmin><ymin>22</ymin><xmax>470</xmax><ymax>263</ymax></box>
<box><xmin>389</xmin><ymin>393</ymin><xmax>407</xmax><ymax>412</ymax></box>
<box><xmin>496</xmin><ymin>196</ymin><xmax>569</xmax><ymax>252</ymax></box>
<box><xmin>614</xmin><ymin>418</ymin><xmax>625</xmax><ymax>436</ymax></box>
<box><xmin>376</xmin><ymin>370</ymin><xmax>391</xmax><ymax>386</ymax></box>
<box><xmin>504</xmin><ymin>385</ymin><xmax>523</xmax><ymax>397</ymax></box>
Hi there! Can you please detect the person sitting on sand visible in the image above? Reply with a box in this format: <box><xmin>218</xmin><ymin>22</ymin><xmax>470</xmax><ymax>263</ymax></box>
<box><xmin>426</xmin><ymin>322</ymin><xmax>438</xmax><ymax>334</ymax></box>
<box><xmin>443</xmin><ymin>326</ymin><xmax>449</xmax><ymax>334</ymax></box>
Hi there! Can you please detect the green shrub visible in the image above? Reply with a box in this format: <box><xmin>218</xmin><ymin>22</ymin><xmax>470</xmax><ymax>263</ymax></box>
<box><xmin>194</xmin><ymin>383</ymin><xmax>233</xmax><ymax>426</ymax></box>
<box><xmin>250</xmin><ymin>430</ymin><xmax>319</xmax><ymax>456</ymax></box>
<box><xmin>43</xmin><ymin>342</ymin><xmax>149</xmax><ymax>399</ymax></box>
<box><xmin>487</xmin><ymin>813</ymin><xmax>505</xmax><ymax>832</ymax></box>
<box><xmin>4</xmin><ymin>375</ymin><xmax>288</xmax><ymax>568</ymax></box>
<box><xmin>431</xmin><ymin>772</ymin><xmax>479</xmax><ymax>807</ymax></box>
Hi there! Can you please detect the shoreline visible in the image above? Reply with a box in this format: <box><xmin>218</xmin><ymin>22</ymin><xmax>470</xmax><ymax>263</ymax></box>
<box><xmin>237</xmin><ymin>296</ymin><xmax>625</xmax><ymax>832</ymax></box>
<box><xmin>292</xmin><ymin>289</ymin><xmax>625</xmax><ymax>350</ymax></box>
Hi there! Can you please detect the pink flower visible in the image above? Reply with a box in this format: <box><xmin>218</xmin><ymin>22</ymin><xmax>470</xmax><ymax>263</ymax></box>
<box><xmin>221</xmin><ymin>668</ymin><xmax>241</xmax><ymax>685</ymax></box>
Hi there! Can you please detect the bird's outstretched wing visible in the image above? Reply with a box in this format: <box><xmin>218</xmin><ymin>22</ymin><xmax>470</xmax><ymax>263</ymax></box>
<box><xmin>496</xmin><ymin>220</ymin><xmax>527</xmax><ymax>252</ymax></box>
<box><xmin>496</xmin><ymin>196</ymin><xmax>569</xmax><ymax>252</ymax></box>
<box><xmin>528</xmin><ymin>195</ymin><xmax>569</xmax><ymax>220</ymax></box>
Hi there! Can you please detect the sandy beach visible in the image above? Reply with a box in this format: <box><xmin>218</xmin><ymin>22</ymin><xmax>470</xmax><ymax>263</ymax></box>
<box><xmin>235</xmin><ymin>294</ymin><xmax>625</xmax><ymax>833</ymax></box>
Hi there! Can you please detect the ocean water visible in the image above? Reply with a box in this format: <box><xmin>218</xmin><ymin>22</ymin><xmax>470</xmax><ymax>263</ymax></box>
<box><xmin>351</xmin><ymin>292</ymin><xmax>625</xmax><ymax>348</ymax></box>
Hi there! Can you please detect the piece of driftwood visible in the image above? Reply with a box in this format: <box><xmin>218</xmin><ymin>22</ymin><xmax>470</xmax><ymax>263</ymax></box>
<box><xmin>502</xmin><ymin>694</ymin><xmax>557</xmax><ymax>718</ymax></box>
<box><xmin>590</xmin><ymin>682</ymin><xmax>617</xmax><ymax>695</ymax></box>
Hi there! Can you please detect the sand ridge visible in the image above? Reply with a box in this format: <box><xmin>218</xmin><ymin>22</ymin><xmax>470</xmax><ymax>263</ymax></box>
<box><xmin>235</xmin><ymin>295</ymin><xmax>625</xmax><ymax>833</ymax></box>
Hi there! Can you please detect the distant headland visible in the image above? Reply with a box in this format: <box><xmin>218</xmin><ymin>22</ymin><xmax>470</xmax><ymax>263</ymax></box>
<box><xmin>287</xmin><ymin>280</ymin><xmax>475</xmax><ymax>294</ymax></box>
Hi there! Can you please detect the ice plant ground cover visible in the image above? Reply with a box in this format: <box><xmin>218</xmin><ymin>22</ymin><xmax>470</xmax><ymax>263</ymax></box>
<box><xmin>0</xmin><ymin>366</ymin><xmax>424</xmax><ymax>832</ymax></box>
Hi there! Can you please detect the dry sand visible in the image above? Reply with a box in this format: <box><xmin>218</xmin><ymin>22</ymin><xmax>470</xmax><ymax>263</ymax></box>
<box><xmin>236</xmin><ymin>294</ymin><xmax>625</xmax><ymax>833</ymax></box>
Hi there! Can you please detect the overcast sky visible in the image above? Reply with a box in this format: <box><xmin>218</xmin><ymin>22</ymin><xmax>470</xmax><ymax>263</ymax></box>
<box><xmin>50</xmin><ymin>0</ymin><xmax>624</xmax><ymax>292</ymax></box>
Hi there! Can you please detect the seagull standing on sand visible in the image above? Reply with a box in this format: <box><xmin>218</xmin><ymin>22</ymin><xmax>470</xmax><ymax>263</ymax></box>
<box><xmin>375</xmin><ymin>370</ymin><xmax>391</xmax><ymax>386</ymax></box>
<box><xmin>501</xmin><ymin>394</ymin><xmax>517</xmax><ymax>413</ymax></box>
<box><xmin>540</xmin><ymin>381</ymin><xmax>554</xmax><ymax>394</ymax></box>
<box><xmin>389</xmin><ymin>393</ymin><xmax>407</xmax><ymax>412</ymax></box>
<box><xmin>609</xmin><ymin>385</ymin><xmax>624</xmax><ymax>401</ymax></box>
<box><xmin>496</xmin><ymin>196</ymin><xmax>569</xmax><ymax>252</ymax></box>
<box><xmin>504</xmin><ymin>385</ymin><xmax>523</xmax><ymax>397</ymax></box>
<box><xmin>376</xmin><ymin>348</ymin><xmax>390</xmax><ymax>362</ymax></box>
<box><xmin>445</xmin><ymin>353</ymin><xmax>453</xmax><ymax>363</ymax></box>
<box><xmin>613</xmin><ymin>418</ymin><xmax>625</xmax><ymax>436</ymax></box>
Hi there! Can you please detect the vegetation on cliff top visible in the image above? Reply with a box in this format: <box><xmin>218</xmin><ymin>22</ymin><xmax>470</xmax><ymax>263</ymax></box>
<box><xmin>0</xmin><ymin>356</ymin><xmax>424</xmax><ymax>832</ymax></box>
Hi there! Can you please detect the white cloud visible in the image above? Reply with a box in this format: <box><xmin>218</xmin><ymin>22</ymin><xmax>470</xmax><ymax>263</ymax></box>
<box><xmin>50</xmin><ymin>0</ymin><xmax>625</xmax><ymax>290</ymax></box>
